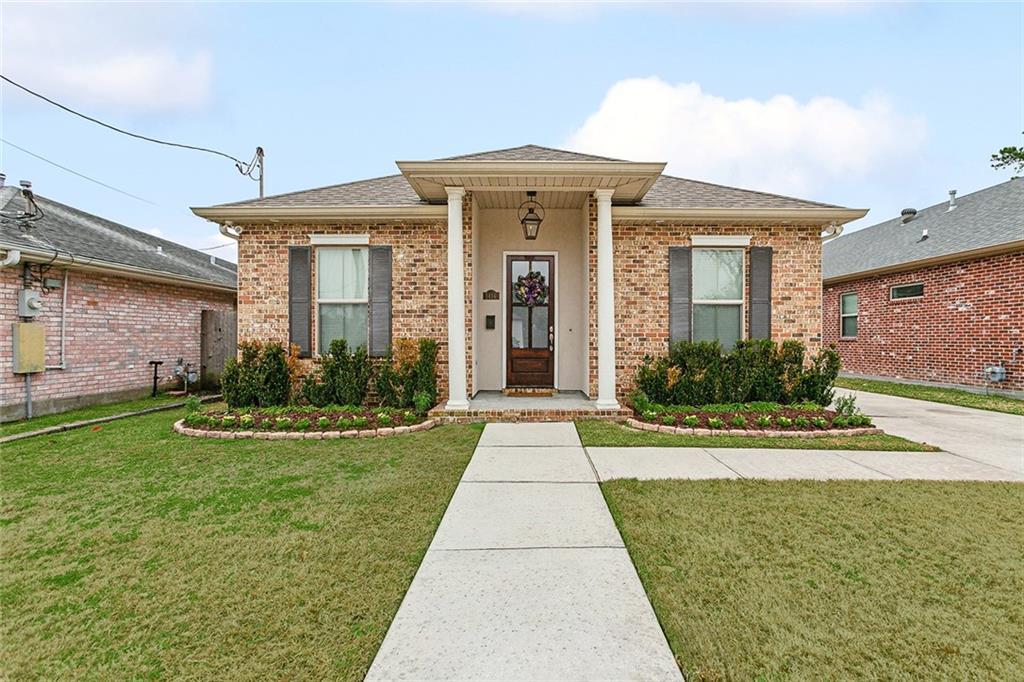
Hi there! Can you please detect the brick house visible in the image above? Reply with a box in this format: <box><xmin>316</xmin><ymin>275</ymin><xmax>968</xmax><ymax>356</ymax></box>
<box><xmin>192</xmin><ymin>145</ymin><xmax>864</xmax><ymax>416</ymax></box>
<box><xmin>1</xmin><ymin>182</ymin><xmax>237</xmax><ymax>421</ymax></box>
<box><xmin>823</xmin><ymin>178</ymin><xmax>1024</xmax><ymax>396</ymax></box>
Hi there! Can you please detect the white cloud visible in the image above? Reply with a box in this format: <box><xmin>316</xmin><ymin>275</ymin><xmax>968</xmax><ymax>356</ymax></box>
<box><xmin>566</xmin><ymin>77</ymin><xmax>926</xmax><ymax>197</ymax></box>
<box><xmin>1</xmin><ymin>4</ymin><xmax>212</xmax><ymax>112</ymax></box>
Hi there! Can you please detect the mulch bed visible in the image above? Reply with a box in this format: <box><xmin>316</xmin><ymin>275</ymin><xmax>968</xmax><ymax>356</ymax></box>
<box><xmin>187</xmin><ymin>408</ymin><xmax>425</xmax><ymax>432</ymax></box>
<box><xmin>636</xmin><ymin>407</ymin><xmax>868</xmax><ymax>431</ymax></box>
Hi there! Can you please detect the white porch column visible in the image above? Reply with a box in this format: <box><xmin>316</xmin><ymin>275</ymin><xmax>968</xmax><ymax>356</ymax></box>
<box><xmin>445</xmin><ymin>187</ymin><xmax>469</xmax><ymax>410</ymax></box>
<box><xmin>594</xmin><ymin>189</ymin><xmax>619</xmax><ymax>409</ymax></box>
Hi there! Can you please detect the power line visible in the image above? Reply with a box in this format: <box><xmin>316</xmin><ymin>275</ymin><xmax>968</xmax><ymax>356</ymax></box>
<box><xmin>1</xmin><ymin>138</ymin><xmax>157</xmax><ymax>205</ymax></box>
<box><xmin>0</xmin><ymin>74</ymin><xmax>264</xmax><ymax>196</ymax></box>
<box><xmin>1</xmin><ymin>74</ymin><xmax>247</xmax><ymax>166</ymax></box>
<box><xmin>195</xmin><ymin>242</ymin><xmax>234</xmax><ymax>251</ymax></box>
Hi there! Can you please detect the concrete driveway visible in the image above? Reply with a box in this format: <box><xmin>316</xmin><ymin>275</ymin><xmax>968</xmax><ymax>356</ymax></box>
<box><xmin>837</xmin><ymin>388</ymin><xmax>1024</xmax><ymax>474</ymax></box>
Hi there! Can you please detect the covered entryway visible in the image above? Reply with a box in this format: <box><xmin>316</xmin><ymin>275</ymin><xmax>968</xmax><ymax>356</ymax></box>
<box><xmin>506</xmin><ymin>254</ymin><xmax>555</xmax><ymax>387</ymax></box>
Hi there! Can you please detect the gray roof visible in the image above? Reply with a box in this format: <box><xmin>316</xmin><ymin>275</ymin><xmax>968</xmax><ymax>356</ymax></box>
<box><xmin>0</xmin><ymin>187</ymin><xmax>236</xmax><ymax>289</ymax></box>
<box><xmin>641</xmin><ymin>174</ymin><xmax>838</xmax><ymax>209</ymax></box>
<box><xmin>214</xmin><ymin>144</ymin><xmax>842</xmax><ymax>211</ymax></box>
<box><xmin>440</xmin><ymin>144</ymin><xmax>622</xmax><ymax>162</ymax></box>
<box><xmin>823</xmin><ymin>178</ymin><xmax>1024</xmax><ymax>281</ymax></box>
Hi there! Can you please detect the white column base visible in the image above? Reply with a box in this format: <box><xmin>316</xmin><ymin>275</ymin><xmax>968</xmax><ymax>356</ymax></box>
<box><xmin>445</xmin><ymin>398</ymin><xmax>470</xmax><ymax>411</ymax></box>
<box><xmin>595</xmin><ymin>398</ymin><xmax>621</xmax><ymax>410</ymax></box>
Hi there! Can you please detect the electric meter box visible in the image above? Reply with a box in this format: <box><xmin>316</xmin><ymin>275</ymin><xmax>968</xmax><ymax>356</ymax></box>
<box><xmin>18</xmin><ymin>289</ymin><xmax>43</xmax><ymax>317</ymax></box>
<box><xmin>12</xmin><ymin>322</ymin><xmax>45</xmax><ymax>373</ymax></box>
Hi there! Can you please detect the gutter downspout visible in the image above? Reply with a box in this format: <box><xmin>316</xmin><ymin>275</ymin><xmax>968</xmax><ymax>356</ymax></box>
<box><xmin>219</xmin><ymin>222</ymin><xmax>241</xmax><ymax>240</ymax></box>
<box><xmin>0</xmin><ymin>249</ymin><xmax>22</xmax><ymax>267</ymax></box>
<box><xmin>821</xmin><ymin>221</ymin><xmax>844</xmax><ymax>242</ymax></box>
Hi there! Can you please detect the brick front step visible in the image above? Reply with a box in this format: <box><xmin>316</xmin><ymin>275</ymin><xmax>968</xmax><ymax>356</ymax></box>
<box><xmin>624</xmin><ymin>417</ymin><xmax>882</xmax><ymax>438</ymax></box>
<box><xmin>429</xmin><ymin>407</ymin><xmax>631</xmax><ymax>424</ymax></box>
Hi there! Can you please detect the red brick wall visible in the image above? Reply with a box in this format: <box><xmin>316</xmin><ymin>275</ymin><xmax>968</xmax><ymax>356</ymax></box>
<box><xmin>587</xmin><ymin>205</ymin><xmax>824</xmax><ymax>397</ymax></box>
<box><xmin>235</xmin><ymin>217</ymin><xmax>458</xmax><ymax>401</ymax></box>
<box><xmin>1</xmin><ymin>266</ymin><xmax>236</xmax><ymax>419</ymax></box>
<box><xmin>822</xmin><ymin>249</ymin><xmax>1024</xmax><ymax>392</ymax></box>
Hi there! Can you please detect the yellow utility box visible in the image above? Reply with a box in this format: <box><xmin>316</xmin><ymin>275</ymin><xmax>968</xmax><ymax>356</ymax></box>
<box><xmin>12</xmin><ymin>322</ymin><xmax>45</xmax><ymax>374</ymax></box>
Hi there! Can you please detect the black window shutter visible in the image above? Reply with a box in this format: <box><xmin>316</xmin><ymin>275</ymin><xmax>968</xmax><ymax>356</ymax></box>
<box><xmin>668</xmin><ymin>247</ymin><xmax>692</xmax><ymax>345</ymax></box>
<box><xmin>368</xmin><ymin>245</ymin><xmax>392</xmax><ymax>357</ymax></box>
<box><xmin>288</xmin><ymin>246</ymin><xmax>312</xmax><ymax>357</ymax></box>
<box><xmin>749</xmin><ymin>246</ymin><xmax>773</xmax><ymax>340</ymax></box>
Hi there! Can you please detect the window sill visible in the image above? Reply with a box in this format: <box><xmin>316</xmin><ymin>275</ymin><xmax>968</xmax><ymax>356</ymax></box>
<box><xmin>839</xmin><ymin>337</ymin><xmax>858</xmax><ymax>342</ymax></box>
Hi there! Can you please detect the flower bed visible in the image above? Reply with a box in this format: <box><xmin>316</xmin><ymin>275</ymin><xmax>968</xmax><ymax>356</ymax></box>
<box><xmin>177</xmin><ymin>406</ymin><xmax>431</xmax><ymax>439</ymax></box>
<box><xmin>628</xmin><ymin>401</ymin><xmax>878</xmax><ymax>437</ymax></box>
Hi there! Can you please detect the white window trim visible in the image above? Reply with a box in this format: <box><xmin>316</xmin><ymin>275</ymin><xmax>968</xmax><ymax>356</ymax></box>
<box><xmin>889</xmin><ymin>282</ymin><xmax>924</xmax><ymax>300</ymax></box>
<box><xmin>310</xmin><ymin>234</ymin><xmax>369</xmax><ymax>246</ymax></box>
<box><xmin>840</xmin><ymin>291</ymin><xmax>858</xmax><ymax>338</ymax></box>
<box><xmin>691</xmin><ymin>247</ymin><xmax>746</xmax><ymax>344</ymax></box>
<box><xmin>314</xmin><ymin>246</ymin><xmax>369</xmax><ymax>356</ymax></box>
<box><xmin>691</xmin><ymin>235</ymin><xmax>751</xmax><ymax>247</ymax></box>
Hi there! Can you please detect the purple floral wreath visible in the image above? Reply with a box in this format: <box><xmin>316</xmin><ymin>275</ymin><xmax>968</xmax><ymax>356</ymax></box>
<box><xmin>514</xmin><ymin>271</ymin><xmax>548</xmax><ymax>307</ymax></box>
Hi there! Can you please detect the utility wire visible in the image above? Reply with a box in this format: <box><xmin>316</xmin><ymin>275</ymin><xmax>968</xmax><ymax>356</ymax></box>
<box><xmin>195</xmin><ymin>242</ymin><xmax>234</xmax><ymax>251</ymax></box>
<box><xmin>1</xmin><ymin>138</ymin><xmax>157</xmax><ymax>205</ymax></box>
<box><xmin>1</xmin><ymin>74</ymin><xmax>253</xmax><ymax>171</ymax></box>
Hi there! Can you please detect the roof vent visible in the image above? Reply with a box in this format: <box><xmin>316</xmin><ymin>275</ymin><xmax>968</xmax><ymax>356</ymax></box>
<box><xmin>948</xmin><ymin>189</ymin><xmax>957</xmax><ymax>211</ymax></box>
<box><xmin>156</xmin><ymin>245</ymin><xmax>163</xmax><ymax>254</ymax></box>
<box><xmin>210</xmin><ymin>255</ymin><xmax>217</xmax><ymax>265</ymax></box>
<box><xmin>0</xmin><ymin>173</ymin><xmax>5</xmax><ymax>188</ymax></box>
<box><xmin>900</xmin><ymin>208</ymin><xmax>917</xmax><ymax>224</ymax></box>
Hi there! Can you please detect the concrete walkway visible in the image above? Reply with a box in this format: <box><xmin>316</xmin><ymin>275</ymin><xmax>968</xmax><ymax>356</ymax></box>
<box><xmin>588</xmin><ymin>447</ymin><xmax>1024</xmax><ymax>482</ymax></box>
<box><xmin>837</xmin><ymin>388</ymin><xmax>1024</xmax><ymax>473</ymax></box>
<box><xmin>366</xmin><ymin>423</ymin><xmax>682</xmax><ymax>681</ymax></box>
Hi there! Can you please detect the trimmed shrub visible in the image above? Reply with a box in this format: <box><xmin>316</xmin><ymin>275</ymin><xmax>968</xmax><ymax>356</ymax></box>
<box><xmin>755</xmin><ymin>415</ymin><xmax>772</xmax><ymax>428</ymax></box>
<box><xmin>302</xmin><ymin>340</ymin><xmax>372</xmax><ymax>407</ymax></box>
<box><xmin>794</xmin><ymin>416</ymin><xmax>811</xmax><ymax>428</ymax></box>
<box><xmin>682</xmin><ymin>415</ymin><xmax>700</xmax><ymax>428</ymax></box>
<box><xmin>374</xmin><ymin>339</ymin><xmax>439</xmax><ymax>410</ymax></box>
<box><xmin>632</xmin><ymin>340</ymin><xmax>841</xmax><ymax>409</ymax></box>
<box><xmin>317</xmin><ymin>416</ymin><xmax>331</xmax><ymax>429</ymax></box>
<box><xmin>661</xmin><ymin>415</ymin><xmax>677</xmax><ymax>426</ymax></box>
<box><xmin>221</xmin><ymin>415</ymin><xmax>236</xmax><ymax>428</ymax></box>
<box><xmin>294</xmin><ymin>418</ymin><xmax>311</xmax><ymax>431</ymax></box>
<box><xmin>730</xmin><ymin>414</ymin><xmax>747</xmax><ymax>428</ymax></box>
<box><xmin>352</xmin><ymin>416</ymin><xmax>369</xmax><ymax>428</ymax></box>
<box><xmin>812</xmin><ymin>416</ymin><xmax>829</xmax><ymax>429</ymax></box>
<box><xmin>184</xmin><ymin>395</ymin><xmax>202</xmax><ymax>415</ymax></box>
<box><xmin>257</xmin><ymin>343</ymin><xmax>291</xmax><ymax>407</ymax></box>
<box><xmin>707</xmin><ymin>417</ymin><xmax>725</xmax><ymax>430</ymax></box>
<box><xmin>239</xmin><ymin>414</ymin><xmax>255</xmax><ymax>429</ymax></box>
<box><xmin>777</xmin><ymin>416</ymin><xmax>793</xmax><ymax>428</ymax></box>
<box><xmin>275</xmin><ymin>417</ymin><xmax>292</xmax><ymax>430</ymax></box>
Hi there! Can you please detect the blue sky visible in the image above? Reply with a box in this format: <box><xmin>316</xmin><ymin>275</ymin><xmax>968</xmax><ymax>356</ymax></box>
<box><xmin>1</xmin><ymin>1</ymin><xmax>1021</xmax><ymax>261</ymax></box>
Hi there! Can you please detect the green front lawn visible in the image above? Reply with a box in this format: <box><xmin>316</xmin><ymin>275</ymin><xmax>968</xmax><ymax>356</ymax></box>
<box><xmin>837</xmin><ymin>376</ymin><xmax>1024</xmax><ymax>416</ymax></box>
<box><xmin>604</xmin><ymin>479</ymin><xmax>1024</xmax><ymax>680</ymax></box>
<box><xmin>0</xmin><ymin>394</ymin><xmax>185</xmax><ymax>438</ymax></box>
<box><xmin>1</xmin><ymin>410</ymin><xmax>481</xmax><ymax>679</ymax></box>
<box><xmin>576</xmin><ymin>419</ymin><xmax>938</xmax><ymax>451</ymax></box>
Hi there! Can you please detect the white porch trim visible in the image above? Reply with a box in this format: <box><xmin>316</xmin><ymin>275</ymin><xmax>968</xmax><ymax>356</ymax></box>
<box><xmin>691</xmin><ymin>235</ymin><xmax>751</xmax><ymax>247</ymax></box>
<box><xmin>309</xmin><ymin>234</ymin><xmax>369</xmax><ymax>245</ymax></box>
<box><xmin>445</xmin><ymin>187</ymin><xmax>470</xmax><ymax>410</ymax></box>
<box><xmin>594</xmin><ymin>189</ymin><xmax>619</xmax><ymax>409</ymax></box>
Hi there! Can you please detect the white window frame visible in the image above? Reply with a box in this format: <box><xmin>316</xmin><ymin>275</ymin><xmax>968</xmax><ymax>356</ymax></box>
<box><xmin>315</xmin><ymin>246</ymin><xmax>369</xmax><ymax>356</ymax></box>
<box><xmin>890</xmin><ymin>282</ymin><xmax>924</xmax><ymax>301</ymax></box>
<box><xmin>691</xmin><ymin>247</ymin><xmax>746</xmax><ymax>346</ymax></box>
<box><xmin>840</xmin><ymin>291</ymin><xmax>858</xmax><ymax>339</ymax></box>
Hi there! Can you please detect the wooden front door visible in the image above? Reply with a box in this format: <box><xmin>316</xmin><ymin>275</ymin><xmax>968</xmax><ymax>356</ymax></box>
<box><xmin>506</xmin><ymin>255</ymin><xmax>555</xmax><ymax>387</ymax></box>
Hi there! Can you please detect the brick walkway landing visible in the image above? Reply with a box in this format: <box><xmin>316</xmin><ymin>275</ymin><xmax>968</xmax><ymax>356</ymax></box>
<box><xmin>430</xmin><ymin>390</ymin><xmax>631</xmax><ymax>423</ymax></box>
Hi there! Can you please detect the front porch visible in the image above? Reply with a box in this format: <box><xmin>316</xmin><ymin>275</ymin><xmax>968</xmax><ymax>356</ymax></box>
<box><xmin>430</xmin><ymin>390</ymin><xmax>631</xmax><ymax>423</ymax></box>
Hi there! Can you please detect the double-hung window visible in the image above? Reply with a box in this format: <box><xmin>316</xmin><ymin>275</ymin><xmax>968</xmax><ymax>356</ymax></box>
<box><xmin>840</xmin><ymin>292</ymin><xmax>858</xmax><ymax>338</ymax></box>
<box><xmin>692</xmin><ymin>248</ymin><xmax>744</xmax><ymax>349</ymax></box>
<box><xmin>317</xmin><ymin>247</ymin><xmax>368</xmax><ymax>352</ymax></box>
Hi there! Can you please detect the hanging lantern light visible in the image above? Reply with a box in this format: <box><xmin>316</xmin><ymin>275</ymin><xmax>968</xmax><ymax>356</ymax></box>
<box><xmin>518</xmin><ymin>191</ymin><xmax>545</xmax><ymax>240</ymax></box>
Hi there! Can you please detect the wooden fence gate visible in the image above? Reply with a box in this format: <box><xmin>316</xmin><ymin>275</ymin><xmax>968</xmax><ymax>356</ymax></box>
<box><xmin>200</xmin><ymin>309</ymin><xmax>238</xmax><ymax>390</ymax></box>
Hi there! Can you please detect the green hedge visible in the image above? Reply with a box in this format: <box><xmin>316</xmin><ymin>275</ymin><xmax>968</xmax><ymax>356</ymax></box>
<box><xmin>633</xmin><ymin>339</ymin><xmax>840</xmax><ymax>408</ymax></box>
<box><xmin>222</xmin><ymin>342</ymin><xmax>292</xmax><ymax>409</ymax></box>
<box><xmin>301</xmin><ymin>339</ymin><xmax>373</xmax><ymax>407</ymax></box>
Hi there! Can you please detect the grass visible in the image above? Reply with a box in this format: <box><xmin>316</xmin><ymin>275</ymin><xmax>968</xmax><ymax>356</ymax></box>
<box><xmin>0</xmin><ymin>393</ymin><xmax>185</xmax><ymax>437</ymax></box>
<box><xmin>603</xmin><ymin>479</ymin><xmax>1024</xmax><ymax>680</ymax></box>
<box><xmin>837</xmin><ymin>376</ymin><xmax>1024</xmax><ymax>416</ymax></box>
<box><xmin>0</xmin><ymin>409</ymin><xmax>481</xmax><ymax>679</ymax></box>
<box><xmin>576</xmin><ymin>419</ymin><xmax>939</xmax><ymax>451</ymax></box>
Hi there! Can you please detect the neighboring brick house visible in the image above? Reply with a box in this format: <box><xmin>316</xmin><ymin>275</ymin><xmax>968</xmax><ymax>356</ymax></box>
<box><xmin>193</xmin><ymin>145</ymin><xmax>865</xmax><ymax>415</ymax></box>
<box><xmin>823</xmin><ymin>178</ymin><xmax>1024</xmax><ymax>396</ymax></box>
<box><xmin>1</xmin><ymin>182</ymin><xmax>237</xmax><ymax>421</ymax></box>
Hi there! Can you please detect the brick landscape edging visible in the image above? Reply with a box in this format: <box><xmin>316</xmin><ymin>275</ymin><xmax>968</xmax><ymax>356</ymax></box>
<box><xmin>173</xmin><ymin>418</ymin><xmax>436</xmax><ymax>440</ymax></box>
<box><xmin>624</xmin><ymin>417</ymin><xmax>882</xmax><ymax>438</ymax></box>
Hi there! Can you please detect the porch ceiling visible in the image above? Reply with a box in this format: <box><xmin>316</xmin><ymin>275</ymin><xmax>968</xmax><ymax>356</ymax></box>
<box><xmin>395</xmin><ymin>160</ymin><xmax>667</xmax><ymax>205</ymax></box>
<box><xmin>474</xmin><ymin>190</ymin><xmax>588</xmax><ymax>209</ymax></box>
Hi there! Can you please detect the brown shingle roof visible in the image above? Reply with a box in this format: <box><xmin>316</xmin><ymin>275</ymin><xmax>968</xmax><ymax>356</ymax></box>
<box><xmin>439</xmin><ymin>144</ymin><xmax>622</xmax><ymax>162</ymax></box>
<box><xmin>641</xmin><ymin>175</ymin><xmax>839</xmax><ymax>209</ymax></box>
